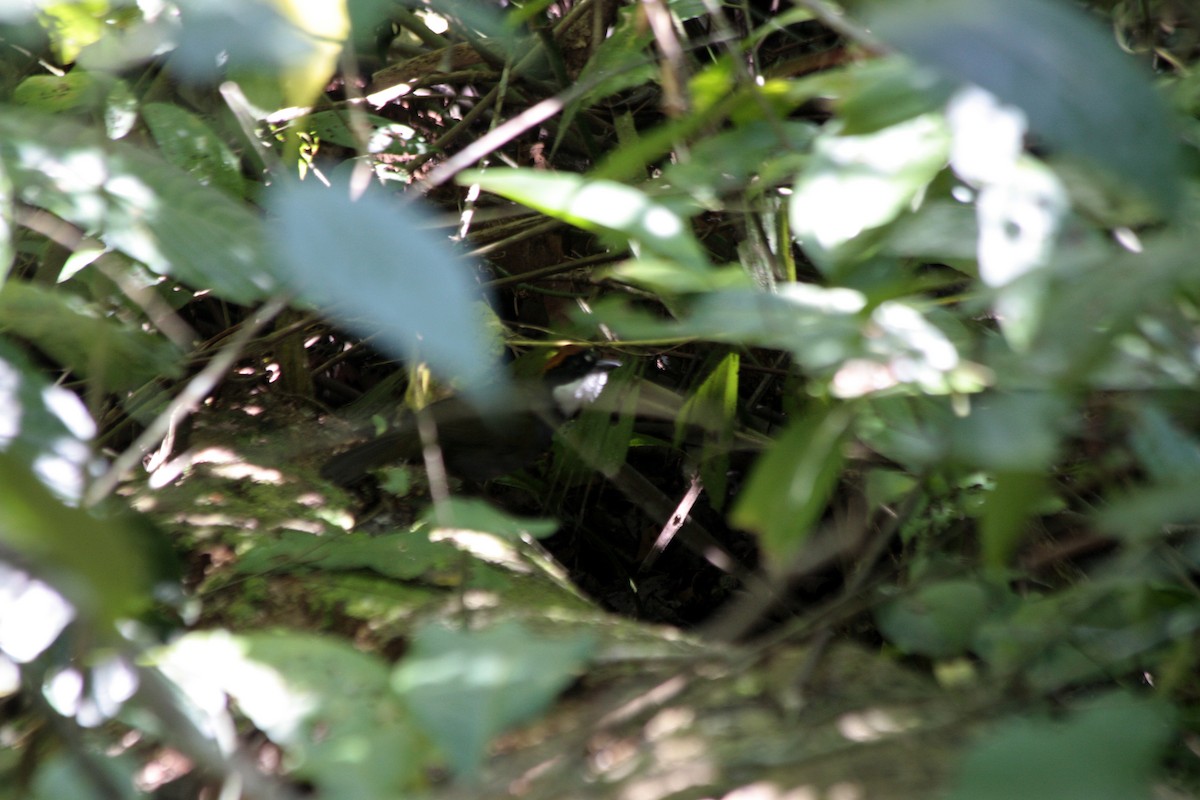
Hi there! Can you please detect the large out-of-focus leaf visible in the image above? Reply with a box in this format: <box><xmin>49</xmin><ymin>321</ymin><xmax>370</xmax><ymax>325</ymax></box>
<box><xmin>152</xmin><ymin>630</ymin><xmax>427</xmax><ymax>798</ymax></box>
<box><xmin>869</xmin><ymin>0</ymin><xmax>1182</xmax><ymax>217</ymax></box>
<box><xmin>0</xmin><ymin>453</ymin><xmax>152</xmax><ymax>625</ymax></box>
<box><xmin>978</xmin><ymin>470</ymin><xmax>1047</xmax><ymax>569</ymax></box>
<box><xmin>0</xmin><ymin>337</ymin><xmax>98</xmax><ymax>502</ymax></box>
<box><xmin>461</xmin><ymin>169</ymin><xmax>712</xmax><ymax>272</ymax></box>
<box><xmin>834</xmin><ymin>57</ymin><xmax>957</xmax><ymax>135</ymax></box>
<box><xmin>0</xmin><ymin>281</ymin><xmax>182</xmax><ymax>394</ymax></box>
<box><xmin>173</xmin><ymin>0</ymin><xmax>348</xmax><ymax>111</ymax></box>
<box><xmin>946</xmin><ymin>391</ymin><xmax>1068</xmax><ymax>472</ymax></box>
<box><xmin>1129</xmin><ymin>405</ymin><xmax>1200</xmax><ymax>484</ymax></box>
<box><xmin>0</xmin><ymin>112</ymin><xmax>272</xmax><ymax>302</ymax></box>
<box><xmin>267</xmin><ymin>178</ymin><xmax>504</xmax><ymax>403</ymax></box>
<box><xmin>391</xmin><ymin>621</ymin><xmax>594</xmax><ymax>781</ymax></box>
<box><xmin>730</xmin><ymin>403</ymin><xmax>853</xmax><ymax>567</ymax></box>
<box><xmin>947</xmin><ymin>692</ymin><xmax>1174</xmax><ymax>800</ymax></box>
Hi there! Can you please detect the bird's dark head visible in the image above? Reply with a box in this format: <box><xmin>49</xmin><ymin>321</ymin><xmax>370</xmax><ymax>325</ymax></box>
<box><xmin>541</xmin><ymin>348</ymin><xmax>621</xmax><ymax>416</ymax></box>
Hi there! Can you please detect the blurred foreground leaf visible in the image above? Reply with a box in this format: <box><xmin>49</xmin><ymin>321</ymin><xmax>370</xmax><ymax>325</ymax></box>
<box><xmin>948</xmin><ymin>692</ymin><xmax>1174</xmax><ymax>800</ymax></box>
<box><xmin>268</xmin><ymin>179</ymin><xmax>505</xmax><ymax>404</ymax></box>
<box><xmin>870</xmin><ymin>0</ymin><xmax>1182</xmax><ymax>217</ymax></box>
<box><xmin>392</xmin><ymin>621</ymin><xmax>594</xmax><ymax>781</ymax></box>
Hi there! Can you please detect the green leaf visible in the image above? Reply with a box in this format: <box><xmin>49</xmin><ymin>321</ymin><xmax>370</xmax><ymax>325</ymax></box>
<box><xmin>0</xmin><ymin>281</ymin><xmax>183</xmax><ymax>394</ymax></box>
<box><xmin>978</xmin><ymin>471</ymin><xmax>1046</xmax><ymax>569</ymax></box>
<box><xmin>267</xmin><ymin>178</ymin><xmax>505</xmax><ymax>404</ymax></box>
<box><xmin>678</xmin><ymin>353</ymin><xmax>739</xmax><ymax>509</ymax></box>
<box><xmin>0</xmin><ymin>453</ymin><xmax>153</xmax><ymax>625</ymax></box>
<box><xmin>13</xmin><ymin>72</ymin><xmax>107</xmax><ymax>113</ymax></box>
<box><xmin>876</xmin><ymin>579</ymin><xmax>991</xmax><ymax>658</ymax></box>
<box><xmin>948</xmin><ymin>693</ymin><xmax>1174</xmax><ymax>800</ymax></box>
<box><xmin>420</xmin><ymin>497</ymin><xmax>559</xmax><ymax>541</ymax></box>
<box><xmin>0</xmin><ymin>281</ymin><xmax>181</xmax><ymax>393</ymax></box>
<box><xmin>0</xmin><ymin>337</ymin><xmax>97</xmax><ymax>499</ymax></box>
<box><xmin>602</xmin><ymin>258</ymin><xmax>753</xmax><ymax>295</ymax></box>
<box><xmin>391</xmin><ymin>621</ymin><xmax>594</xmax><ymax>781</ymax></box>
<box><xmin>153</xmin><ymin>630</ymin><xmax>428</xmax><ymax>798</ymax></box>
<box><xmin>790</xmin><ymin>113</ymin><xmax>950</xmax><ymax>273</ymax></box>
<box><xmin>835</xmin><ymin>57</ymin><xmax>957</xmax><ymax>135</ymax></box>
<box><xmin>869</xmin><ymin>0</ymin><xmax>1182</xmax><ymax>217</ymax></box>
<box><xmin>1129</xmin><ymin>405</ymin><xmax>1200</xmax><ymax>484</ymax></box>
<box><xmin>38</xmin><ymin>0</ymin><xmax>109</xmax><ymax>63</ymax></box>
<box><xmin>663</xmin><ymin>120</ymin><xmax>816</xmax><ymax>204</ymax></box>
<box><xmin>947</xmin><ymin>392</ymin><xmax>1068</xmax><ymax>472</ymax></box>
<box><xmin>568</xmin><ymin>5</ymin><xmax>656</xmax><ymax>109</ymax></box>
<box><xmin>730</xmin><ymin>403</ymin><xmax>853</xmax><ymax>566</ymax></box>
<box><xmin>143</xmin><ymin>103</ymin><xmax>244</xmax><ymax>197</ymax></box>
<box><xmin>560</xmin><ymin>363</ymin><xmax>638</xmax><ymax>479</ymax></box>
<box><xmin>0</xmin><ymin>111</ymin><xmax>272</xmax><ymax>302</ymax></box>
<box><xmin>300</xmin><ymin>110</ymin><xmax>428</xmax><ymax>155</ymax></box>
<box><xmin>461</xmin><ymin>169</ymin><xmax>712</xmax><ymax>272</ymax></box>
<box><xmin>233</xmin><ymin>530</ymin><xmax>462</xmax><ymax>581</ymax></box>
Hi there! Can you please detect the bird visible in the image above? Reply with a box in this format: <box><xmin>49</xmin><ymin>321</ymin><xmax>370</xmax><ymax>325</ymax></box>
<box><xmin>319</xmin><ymin>349</ymin><xmax>620</xmax><ymax>485</ymax></box>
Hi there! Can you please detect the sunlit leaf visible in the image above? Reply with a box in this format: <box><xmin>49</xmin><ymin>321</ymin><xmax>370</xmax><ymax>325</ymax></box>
<box><xmin>0</xmin><ymin>112</ymin><xmax>273</xmax><ymax>302</ymax></box>
<box><xmin>790</xmin><ymin>113</ymin><xmax>950</xmax><ymax>273</ymax></box>
<box><xmin>0</xmin><ymin>453</ymin><xmax>152</xmax><ymax>625</ymax></box>
<box><xmin>462</xmin><ymin>169</ymin><xmax>711</xmax><ymax>272</ymax></box>
<box><xmin>153</xmin><ymin>630</ymin><xmax>427</xmax><ymax>797</ymax></box>
<box><xmin>0</xmin><ymin>337</ymin><xmax>98</xmax><ymax>501</ymax></box>
<box><xmin>420</xmin><ymin>497</ymin><xmax>559</xmax><ymax>541</ymax></box>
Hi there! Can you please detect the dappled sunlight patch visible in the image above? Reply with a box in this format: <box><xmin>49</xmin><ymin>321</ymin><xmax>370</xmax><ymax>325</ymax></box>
<box><xmin>835</xmin><ymin>707</ymin><xmax>919</xmax><ymax>742</ymax></box>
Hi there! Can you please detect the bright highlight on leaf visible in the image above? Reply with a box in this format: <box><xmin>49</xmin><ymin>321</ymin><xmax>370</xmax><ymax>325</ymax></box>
<box><xmin>461</xmin><ymin>169</ymin><xmax>712</xmax><ymax>272</ymax></box>
<box><xmin>869</xmin><ymin>0</ymin><xmax>1183</xmax><ymax>218</ymax></box>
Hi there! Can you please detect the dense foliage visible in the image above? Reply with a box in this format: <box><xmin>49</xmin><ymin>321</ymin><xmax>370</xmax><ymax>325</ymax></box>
<box><xmin>2</xmin><ymin>0</ymin><xmax>1200</xmax><ymax>798</ymax></box>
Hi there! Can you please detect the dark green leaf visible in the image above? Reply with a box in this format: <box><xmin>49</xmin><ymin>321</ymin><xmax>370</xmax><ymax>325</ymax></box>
<box><xmin>143</xmin><ymin>103</ymin><xmax>244</xmax><ymax>197</ymax></box>
<box><xmin>0</xmin><ymin>281</ymin><xmax>182</xmax><ymax>393</ymax></box>
<box><xmin>876</xmin><ymin>579</ymin><xmax>991</xmax><ymax>658</ymax></box>
<box><xmin>730</xmin><ymin>403</ymin><xmax>853</xmax><ymax>566</ymax></box>
<box><xmin>948</xmin><ymin>693</ymin><xmax>1174</xmax><ymax>800</ymax></box>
